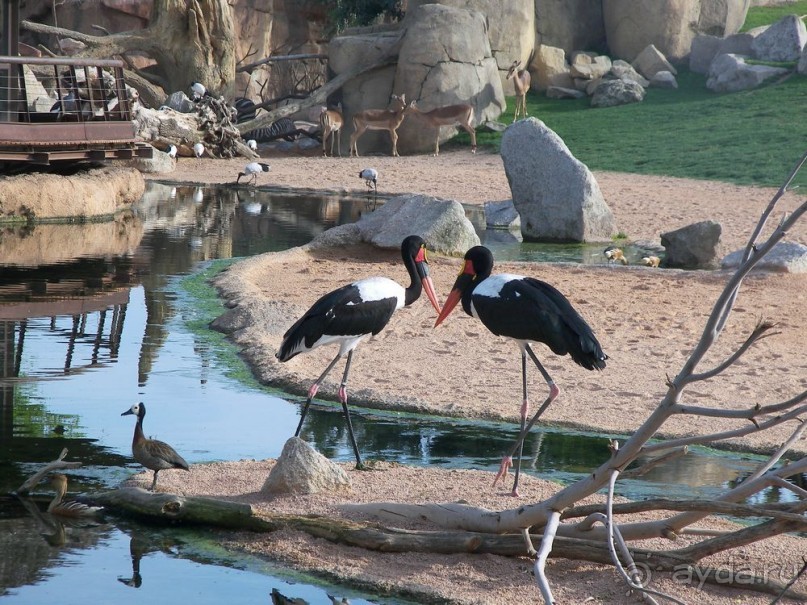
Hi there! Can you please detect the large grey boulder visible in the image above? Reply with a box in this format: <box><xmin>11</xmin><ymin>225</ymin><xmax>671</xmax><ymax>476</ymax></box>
<box><xmin>262</xmin><ymin>437</ymin><xmax>351</xmax><ymax>496</ymax></box>
<box><xmin>690</xmin><ymin>32</ymin><xmax>756</xmax><ymax>74</ymax></box>
<box><xmin>500</xmin><ymin>118</ymin><xmax>616</xmax><ymax>242</ymax></box>
<box><xmin>529</xmin><ymin>45</ymin><xmax>573</xmax><ymax>91</ymax></box>
<box><xmin>535</xmin><ymin>0</ymin><xmax>606</xmax><ymax>56</ymax></box>
<box><xmin>394</xmin><ymin>4</ymin><xmax>504</xmax><ymax>154</ymax></box>
<box><xmin>721</xmin><ymin>242</ymin><xmax>807</xmax><ymax>273</ymax></box>
<box><xmin>407</xmin><ymin>0</ymin><xmax>534</xmax><ymax>94</ymax></box>
<box><xmin>632</xmin><ymin>44</ymin><xmax>677</xmax><ymax>80</ymax></box>
<box><xmin>603</xmin><ymin>0</ymin><xmax>750</xmax><ymax>62</ymax></box>
<box><xmin>661</xmin><ymin>220</ymin><xmax>723</xmax><ymax>269</ymax></box>
<box><xmin>800</xmin><ymin>43</ymin><xmax>807</xmax><ymax>75</ymax></box>
<box><xmin>751</xmin><ymin>14</ymin><xmax>807</xmax><ymax>62</ymax></box>
<box><xmin>706</xmin><ymin>53</ymin><xmax>790</xmax><ymax>92</ymax></box>
<box><xmin>649</xmin><ymin>71</ymin><xmax>679</xmax><ymax>89</ymax></box>
<box><xmin>352</xmin><ymin>194</ymin><xmax>479</xmax><ymax>256</ymax></box>
<box><xmin>165</xmin><ymin>91</ymin><xmax>195</xmax><ymax>113</ymax></box>
<box><xmin>689</xmin><ymin>34</ymin><xmax>722</xmax><ymax>74</ymax></box>
<box><xmin>484</xmin><ymin>200</ymin><xmax>520</xmax><ymax>231</ymax></box>
<box><xmin>590</xmin><ymin>79</ymin><xmax>645</xmax><ymax>107</ymax></box>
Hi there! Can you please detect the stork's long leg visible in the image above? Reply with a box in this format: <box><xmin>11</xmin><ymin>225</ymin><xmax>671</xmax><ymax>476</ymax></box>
<box><xmin>294</xmin><ymin>352</ymin><xmax>343</xmax><ymax>438</ymax></box>
<box><xmin>337</xmin><ymin>350</ymin><xmax>364</xmax><ymax>468</ymax></box>
<box><xmin>494</xmin><ymin>344</ymin><xmax>560</xmax><ymax>496</ymax></box>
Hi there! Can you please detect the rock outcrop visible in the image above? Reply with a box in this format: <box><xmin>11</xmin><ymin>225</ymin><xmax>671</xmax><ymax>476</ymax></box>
<box><xmin>661</xmin><ymin>220</ymin><xmax>724</xmax><ymax>269</ymax></box>
<box><xmin>262</xmin><ymin>437</ymin><xmax>351</xmax><ymax>495</ymax></box>
<box><xmin>500</xmin><ymin>118</ymin><xmax>616</xmax><ymax>242</ymax></box>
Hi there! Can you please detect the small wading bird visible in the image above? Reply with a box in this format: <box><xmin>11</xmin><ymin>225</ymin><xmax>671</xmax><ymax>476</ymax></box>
<box><xmin>276</xmin><ymin>235</ymin><xmax>442</xmax><ymax>468</ymax></box>
<box><xmin>604</xmin><ymin>246</ymin><xmax>628</xmax><ymax>265</ymax></box>
<box><xmin>237</xmin><ymin>161</ymin><xmax>271</xmax><ymax>186</ymax></box>
<box><xmin>167</xmin><ymin>144</ymin><xmax>177</xmax><ymax>159</ymax></box>
<box><xmin>359</xmin><ymin>167</ymin><xmax>378</xmax><ymax>192</ymax></box>
<box><xmin>122</xmin><ymin>403</ymin><xmax>189</xmax><ymax>491</ymax></box>
<box><xmin>193</xmin><ymin>142</ymin><xmax>205</xmax><ymax>160</ymax></box>
<box><xmin>434</xmin><ymin>245</ymin><xmax>607</xmax><ymax>496</ymax></box>
<box><xmin>247</xmin><ymin>139</ymin><xmax>258</xmax><ymax>151</ymax></box>
<box><xmin>47</xmin><ymin>474</ymin><xmax>103</xmax><ymax>517</ymax></box>
<box><xmin>642</xmin><ymin>255</ymin><xmax>661</xmax><ymax>268</ymax></box>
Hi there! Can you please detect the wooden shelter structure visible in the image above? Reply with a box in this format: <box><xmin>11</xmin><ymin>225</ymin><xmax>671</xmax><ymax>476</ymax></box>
<box><xmin>0</xmin><ymin>0</ymin><xmax>151</xmax><ymax>165</ymax></box>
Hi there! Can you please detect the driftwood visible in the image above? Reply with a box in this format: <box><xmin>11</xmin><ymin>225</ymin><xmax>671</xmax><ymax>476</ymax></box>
<box><xmin>89</xmin><ymin>486</ymin><xmax>807</xmax><ymax>601</ymax></box>
<box><xmin>15</xmin><ymin>448</ymin><xmax>82</xmax><ymax>496</ymax></box>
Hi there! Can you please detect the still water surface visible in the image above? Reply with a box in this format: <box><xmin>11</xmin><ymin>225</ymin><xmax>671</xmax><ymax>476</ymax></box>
<box><xmin>0</xmin><ymin>182</ymin><xmax>798</xmax><ymax>603</ymax></box>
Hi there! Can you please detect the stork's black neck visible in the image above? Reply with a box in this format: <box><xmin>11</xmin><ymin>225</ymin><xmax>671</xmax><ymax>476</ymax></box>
<box><xmin>402</xmin><ymin>251</ymin><xmax>423</xmax><ymax>306</ymax></box>
<box><xmin>460</xmin><ymin>246</ymin><xmax>494</xmax><ymax>316</ymax></box>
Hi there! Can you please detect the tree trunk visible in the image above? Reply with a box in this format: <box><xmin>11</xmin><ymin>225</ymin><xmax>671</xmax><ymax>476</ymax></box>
<box><xmin>22</xmin><ymin>0</ymin><xmax>236</xmax><ymax>101</ymax></box>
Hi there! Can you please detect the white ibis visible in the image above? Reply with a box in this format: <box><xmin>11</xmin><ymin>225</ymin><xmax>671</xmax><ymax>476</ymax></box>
<box><xmin>247</xmin><ymin>139</ymin><xmax>258</xmax><ymax>151</ymax></box>
<box><xmin>167</xmin><ymin>144</ymin><xmax>177</xmax><ymax>159</ymax></box>
<box><xmin>237</xmin><ymin>162</ymin><xmax>270</xmax><ymax>186</ymax></box>
<box><xmin>276</xmin><ymin>235</ymin><xmax>442</xmax><ymax>468</ymax></box>
<box><xmin>193</xmin><ymin>142</ymin><xmax>205</xmax><ymax>159</ymax></box>
<box><xmin>434</xmin><ymin>245</ymin><xmax>607</xmax><ymax>496</ymax></box>
<box><xmin>359</xmin><ymin>168</ymin><xmax>378</xmax><ymax>192</ymax></box>
<box><xmin>121</xmin><ymin>403</ymin><xmax>190</xmax><ymax>491</ymax></box>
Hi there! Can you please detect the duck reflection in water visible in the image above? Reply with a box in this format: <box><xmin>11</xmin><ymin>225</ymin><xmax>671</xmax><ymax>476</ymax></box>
<box><xmin>47</xmin><ymin>473</ymin><xmax>103</xmax><ymax>517</ymax></box>
<box><xmin>270</xmin><ymin>588</ymin><xmax>308</xmax><ymax>605</ymax></box>
<box><xmin>117</xmin><ymin>533</ymin><xmax>151</xmax><ymax>588</ymax></box>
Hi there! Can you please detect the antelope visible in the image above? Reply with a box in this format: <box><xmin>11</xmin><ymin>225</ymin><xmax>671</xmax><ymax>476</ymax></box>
<box><xmin>349</xmin><ymin>94</ymin><xmax>411</xmax><ymax>157</ymax></box>
<box><xmin>407</xmin><ymin>101</ymin><xmax>477</xmax><ymax>156</ymax></box>
<box><xmin>320</xmin><ymin>106</ymin><xmax>344</xmax><ymax>157</ymax></box>
<box><xmin>506</xmin><ymin>60</ymin><xmax>531</xmax><ymax>122</ymax></box>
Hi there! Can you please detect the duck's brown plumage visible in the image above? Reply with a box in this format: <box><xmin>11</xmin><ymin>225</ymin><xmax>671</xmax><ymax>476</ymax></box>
<box><xmin>122</xmin><ymin>403</ymin><xmax>189</xmax><ymax>491</ymax></box>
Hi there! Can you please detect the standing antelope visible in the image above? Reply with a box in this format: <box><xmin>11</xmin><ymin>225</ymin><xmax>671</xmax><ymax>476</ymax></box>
<box><xmin>320</xmin><ymin>106</ymin><xmax>344</xmax><ymax>157</ymax></box>
<box><xmin>507</xmin><ymin>60</ymin><xmax>531</xmax><ymax>123</ymax></box>
<box><xmin>349</xmin><ymin>94</ymin><xmax>411</xmax><ymax>157</ymax></box>
<box><xmin>407</xmin><ymin>101</ymin><xmax>477</xmax><ymax>156</ymax></box>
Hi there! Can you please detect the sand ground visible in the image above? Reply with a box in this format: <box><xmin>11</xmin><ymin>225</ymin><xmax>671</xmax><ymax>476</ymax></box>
<box><xmin>136</xmin><ymin>150</ymin><xmax>807</xmax><ymax>604</ymax></box>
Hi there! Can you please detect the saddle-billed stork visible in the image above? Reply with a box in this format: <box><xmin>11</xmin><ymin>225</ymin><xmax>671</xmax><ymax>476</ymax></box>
<box><xmin>276</xmin><ymin>235</ymin><xmax>441</xmax><ymax>468</ymax></box>
<box><xmin>434</xmin><ymin>245</ymin><xmax>607</xmax><ymax>495</ymax></box>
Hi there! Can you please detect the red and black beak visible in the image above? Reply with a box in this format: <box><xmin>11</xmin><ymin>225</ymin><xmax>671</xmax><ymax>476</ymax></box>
<box><xmin>414</xmin><ymin>244</ymin><xmax>441</xmax><ymax>314</ymax></box>
<box><xmin>434</xmin><ymin>258</ymin><xmax>476</xmax><ymax>327</ymax></box>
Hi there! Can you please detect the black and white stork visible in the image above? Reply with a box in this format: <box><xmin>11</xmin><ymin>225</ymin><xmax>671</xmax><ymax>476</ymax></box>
<box><xmin>434</xmin><ymin>245</ymin><xmax>607</xmax><ymax>496</ymax></box>
<box><xmin>276</xmin><ymin>235</ymin><xmax>442</xmax><ymax>468</ymax></box>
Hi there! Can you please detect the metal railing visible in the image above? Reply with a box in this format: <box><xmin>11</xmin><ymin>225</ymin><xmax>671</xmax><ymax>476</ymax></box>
<box><xmin>0</xmin><ymin>56</ymin><xmax>133</xmax><ymax>125</ymax></box>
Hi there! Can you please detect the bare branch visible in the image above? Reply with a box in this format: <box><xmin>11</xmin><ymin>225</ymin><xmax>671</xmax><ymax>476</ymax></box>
<box><xmin>714</xmin><ymin>150</ymin><xmax>807</xmax><ymax>334</ymax></box>
<box><xmin>675</xmin><ymin>194</ymin><xmax>807</xmax><ymax>384</ymax></box>
<box><xmin>15</xmin><ymin>448</ymin><xmax>82</xmax><ymax>496</ymax></box>
<box><xmin>643</xmin><ymin>403</ymin><xmax>807</xmax><ymax>453</ymax></box>
<box><xmin>743</xmin><ymin>419</ymin><xmax>807</xmax><ymax>482</ymax></box>
<box><xmin>687</xmin><ymin>320</ymin><xmax>779</xmax><ymax>382</ymax></box>
<box><xmin>673</xmin><ymin>388</ymin><xmax>807</xmax><ymax>420</ymax></box>
<box><xmin>620</xmin><ymin>447</ymin><xmax>688</xmax><ymax>479</ymax></box>
<box><xmin>237</xmin><ymin>52</ymin><xmax>327</xmax><ymax>73</ymax></box>
<box><xmin>563</xmin><ymin>499</ymin><xmax>807</xmax><ymax>525</ymax></box>
<box><xmin>533</xmin><ymin>510</ymin><xmax>560</xmax><ymax>604</ymax></box>
<box><xmin>771</xmin><ymin>557</ymin><xmax>807</xmax><ymax>604</ymax></box>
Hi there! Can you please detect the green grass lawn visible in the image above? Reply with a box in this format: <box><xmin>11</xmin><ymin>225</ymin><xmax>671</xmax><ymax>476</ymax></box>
<box><xmin>450</xmin><ymin>9</ymin><xmax>807</xmax><ymax>189</ymax></box>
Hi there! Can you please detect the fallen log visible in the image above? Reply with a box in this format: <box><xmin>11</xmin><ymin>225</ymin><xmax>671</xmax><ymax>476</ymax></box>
<box><xmin>88</xmin><ymin>487</ymin><xmax>807</xmax><ymax>601</ymax></box>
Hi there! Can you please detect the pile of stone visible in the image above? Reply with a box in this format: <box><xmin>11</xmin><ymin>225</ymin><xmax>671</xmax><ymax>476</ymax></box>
<box><xmin>692</xmin><ymin>14</ymin><xmax>807</xmax><ymax>92</ymax></box>
<box><xmin>535</xmin><ymin>44</ymin><xmax>677</xmax><ymax>108</ymax></box>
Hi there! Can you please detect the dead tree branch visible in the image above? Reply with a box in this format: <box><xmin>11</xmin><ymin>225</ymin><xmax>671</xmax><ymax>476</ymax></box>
<box><xmin>15</xmin><ymin>448</ymin><xmax>82</xmax><ymax>496</ymax></box>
